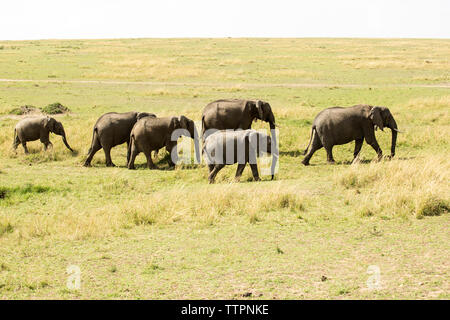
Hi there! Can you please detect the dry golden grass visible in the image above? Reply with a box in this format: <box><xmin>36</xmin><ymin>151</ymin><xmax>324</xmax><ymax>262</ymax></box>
<box><xmin>0</xmin><ymin>181</ymin><xmax>310</xmax><ymax>241</ymax></box>
<box><xmin>338</xmin><ymin>155</ymin><xmax>449</xmax><ymax>219</ymax></box>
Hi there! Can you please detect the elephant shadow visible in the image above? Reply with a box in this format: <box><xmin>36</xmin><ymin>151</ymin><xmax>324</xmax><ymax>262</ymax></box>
<box><xmin>341</xmin><ymin>156</ymin><xmax>415</xmax><ymax>165</ymax></box>
<box><xmin>127</xmin><ymin>163</ymin><xmax>174</xmax><ymax>171</ymax></box>
<box><xmin>131</xmin><ymin>162</ymin><xmax>201</xmax><ymax>171</ymax></box>
<box><xmin>278</xmin><ymin>150</ymin><xmax>303</xmax><ymax>157</ymax></box>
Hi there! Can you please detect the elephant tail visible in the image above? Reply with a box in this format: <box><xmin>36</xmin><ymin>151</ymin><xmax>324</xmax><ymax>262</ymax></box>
<box><xmin>127</xmin><ymin>133</ymin><xmax>134</xmax><ymax>164</ymax></box>
<box><xmin>201</xmin><ymin>115</ymin><xmax>207</xmax><ymax>155</ymax></box>
<box><xmin>87</xmin><ymin>127</ymin><xmax>98</xmax><ymax>155</ymax></box>
<box><xmin>12</xmin><ymin>128</ymin><xmax>17</xmax><ymax>146</ymax></box>
<box><xmin>201</xmin><ymin>115</ymin><xmax>206</xmax><ymax>141</ymax></box>
<box><xmin>302</xmin><ymin>126</ymin><xmax>315</xmax><ymax>155</ymax></box>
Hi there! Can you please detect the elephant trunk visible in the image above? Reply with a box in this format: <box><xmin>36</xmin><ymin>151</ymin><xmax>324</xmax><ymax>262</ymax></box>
<box><xmin>388</xmin><ymin>117</ymin><xmax>398</xmax><ymax>157</ymax></box>
<box><xmin>269</xmin><ymin>122</ymin><xmax>275</xmax><ymax>130</ymax></box>
<box><xmin>270</xmin><ymin>153</ymin><xmax>278</xmax><ymax>180</ymax></box>
<box><xmin>193</xmin><ymin>126</ymin><xmax>201</xmax><ymax>164</ymax></box>
<box><xmin>268</xmin><ymin>111</ymin><xmax>276</xmax><ymax>130</ymax></box>
<box><xmin>189</xmin><ymin>124</ymin><xmax>201</xmax><ymax>164</ymax></box>
<box><xmin>61</xmin><ymin>130</ymin><xmax>74</xmax><ymax>152</ymax></box>
<box><xmin>270</xmin><ymin>128</ymin><xmax>278</xmax><ymax>180</ymax></box>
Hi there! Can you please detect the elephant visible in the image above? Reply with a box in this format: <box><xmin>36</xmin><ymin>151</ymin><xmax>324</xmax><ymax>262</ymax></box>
<box><xmin>84</xmin><ymin>111</ymin><xmax>156</xmax><ymax>167</ymax></box>
<box><xmin>203</xmin><ymin>129</ymin><xmax>276</xmax><ymax>183</ymax></box>
<box><xmin>302</xmin><ymin>105</ymin><xmax>400</xmax><ymax>165</ymax></box>
<box><xmin>13</xmin><ymin>116</ymin><xmax>74</xmax><ymax>153</ymax></box>
<box><xmin>128</xmin><ymin>115</ymin><xmax>200</xmax><ymax>170</ymax></box>
<box><xmin>201</xmin><ymin>99</ymin><xmax>277</xmax><ymax>140</ymax></box>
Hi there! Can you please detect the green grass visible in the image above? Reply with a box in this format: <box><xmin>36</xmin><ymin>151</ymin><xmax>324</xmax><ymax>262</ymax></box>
<box><xmin>0</xmin><ymin>38</ymin><xmax>449</xmax><ymax>299</ymax></box>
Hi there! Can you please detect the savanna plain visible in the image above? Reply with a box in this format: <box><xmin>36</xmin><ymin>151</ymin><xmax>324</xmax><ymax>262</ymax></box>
<box><xmin>0</xmin><ymin>38</ymin><xmax>449</xmax><ymax>299</ymax></box>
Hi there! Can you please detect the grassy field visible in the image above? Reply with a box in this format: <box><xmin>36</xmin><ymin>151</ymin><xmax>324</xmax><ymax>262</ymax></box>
<box><xmin>0</xmin><ymin>38</ymin><xmax>449</xmax><ymax>299</ymax></box>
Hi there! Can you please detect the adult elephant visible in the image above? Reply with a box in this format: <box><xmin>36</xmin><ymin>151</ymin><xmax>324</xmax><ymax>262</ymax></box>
<box><xmin>128</xmin><ymin>115</ymin><xmax>200</xmax><ymax>170</ymax></box>
<box><xmin>302</xmin><ymin>105</ymin><xmax>400</xmax><ymax>165</ymax></box>
<box><xmin>13</xmin><ymin>116</ymin><xmax>74</xmax><ymax>153</ymax></box>
<box><xmin>84</xmin><ymin>111</ymin><xmax>156</xmax><ymax>167</ymax></box>
<box><xmin>201</xmin><ymin>99</ymin><xmax>276</xmax><ymax>140</ymax></box>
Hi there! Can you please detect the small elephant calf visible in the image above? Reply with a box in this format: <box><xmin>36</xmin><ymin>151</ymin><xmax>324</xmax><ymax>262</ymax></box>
<box><xmin>13</xmin><ymin>116</ymin><xmax>74</xmax><ymax>153</ymax></box>
<box><xmin>128</xmin><ymin>115</ymin><xmax>200</xmax><ymax>169</ymax></box>
<box><xmin>203</xmin><ymin>129</ymin><xmax>277</xmax><ymax>183</ymax></box>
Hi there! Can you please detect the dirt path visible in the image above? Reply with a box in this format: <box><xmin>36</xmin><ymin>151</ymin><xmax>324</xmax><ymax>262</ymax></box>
<box><xmin>0</xmin><ymin>78</ymin><xmax>449</xmax><ymax>88</ymax></box>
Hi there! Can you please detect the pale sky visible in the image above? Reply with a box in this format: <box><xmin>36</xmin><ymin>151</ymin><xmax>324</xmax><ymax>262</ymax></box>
<box><xmin>0</xmin><ymin>0</ymin><xmax>449</xmax><ymax>40</ymax></box>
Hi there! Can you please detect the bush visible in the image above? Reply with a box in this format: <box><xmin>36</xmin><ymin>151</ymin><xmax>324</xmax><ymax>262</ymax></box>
<box><xmin>416</xmin><ymin>196</ymin><xmax>449</xmax><ymax>219</ymax></box>
<box><xmin>8</xmin><ymin>105</ymin><xmax>38</xmax><ymax>115</ymax></box>
<box><xmin>40</xmin><ymin>102</ymin><xmax>70</xmax><ymax>114</ymax></box>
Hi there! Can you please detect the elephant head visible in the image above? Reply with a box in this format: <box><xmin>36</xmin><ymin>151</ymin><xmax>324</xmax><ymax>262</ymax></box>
<box><xmin>254</xmin><ymin>100</ymin><xmax>276</xmax><ymax>130</ymax></box>
<box><xmin>369</xmin><ymin>106</ymin><xmax>399</xmax><ymax>157</ymax></box>
<box><xmin>172</xmin><ymin>115</ymin><xmax>201</xmax><ymax>164</ymax></box>
<box><xmin>254</xmin><ymin>132</ymin><xmax>278</xmax><ymax>180</ymax></box>
<box><xmin>44</xmin><ymin>117</ymin><xmax>74</xmax><ymax>152</ymax></box>
<box><xmin>253</xmin><ymin>100</ymin><xmax>278</xmax><ymax>171</ymax></box>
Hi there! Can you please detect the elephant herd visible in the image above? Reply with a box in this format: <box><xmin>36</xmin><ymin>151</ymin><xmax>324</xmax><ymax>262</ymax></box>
<box><xmin>12</xmin><ymin>99</ymin><xmax>400</xmax><ymax>183</ymax></box>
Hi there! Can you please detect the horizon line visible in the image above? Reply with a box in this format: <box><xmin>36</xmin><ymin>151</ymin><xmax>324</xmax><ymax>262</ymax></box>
<box><xmin>1</xmin><ymin>36</ymin><xmax>450</xmax><ymax>42</ymax></box>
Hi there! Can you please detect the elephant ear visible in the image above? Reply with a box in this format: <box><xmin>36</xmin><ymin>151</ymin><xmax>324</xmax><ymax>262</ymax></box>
<box><xmin>169</xmin><ymin>117</ymin><xmax>181</xmax><ymax>132</ymax></box>
<box><xmin>369</xmin><ymin>106</ymin><xmax>384</xmax><ymax>131</ymax></box>
<box><xmin>255</xmin><ymin>100</ymin><xmax>263</xmax><ymax>120</ymax></box>
<box><xmin>179</xmin><ymin>115</ymin><xmax>189</xmax><ymax>129</ymax></box>
<box><xmin>43</xmin><ymin>117</ymin><xmax>56</xmax><ymax>131</ymax></box>
<box><xmin>137</xmin><ymin>112</ymin><xmax>155</xmax><ymax>120</ymax></box>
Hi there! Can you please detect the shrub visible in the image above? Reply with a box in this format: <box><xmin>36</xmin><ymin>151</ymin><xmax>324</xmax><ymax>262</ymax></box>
<box><xmin>416</xmin><ymin>196</ymin><xmax>449</xmax><ymax>219</ymax></box>
<box><xmin>40</xmin><ymin>102</ymin><xmax>70</xmax><ymax>114</ymax></box>
<box><xmin>9</xmin><ymin>105</ymin><xmax>38</xmax><ymax>115</ymax></box>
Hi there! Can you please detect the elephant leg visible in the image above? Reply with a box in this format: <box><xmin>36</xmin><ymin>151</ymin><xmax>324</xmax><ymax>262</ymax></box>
<box><xmin>208</xmin><ymin>164</ymin><xmax>225</xmax><ymax>184</ymax></box>
<box><xmin>166</xmin><ymin>143</ymin><xmax>177</xmax><ymax>167</ymax></box>
<box><xmin>84</xmin><ymin>138</ymin><xmax>102</xmax><ymax>167</ymax></box>
<box><xmin>249</xmin><ymin>163</ymin><xmax>260</xmax><ymax>181</ymax></box>
<box><xmin>234</xmin><ymin>163</ymin><xmax>246</xmax><ymax>182</ymax></box>
<box><xmin>302</xmin><ymin>131</ymin><xmax>322</xmax><ymax>165</ymax></box>
<box><xmin>365</xmin><ymin>135</ymin><xmax>383</xmax><ymax>161</ymax></box>
<box><xmin>103</xmin><ymin>147</ymin><xmax>115</xmax><ymax>167</ymax></box>
<box><xmin>22</xmin><ymin>142</ymin><xmax>29</xmax><ymax>154</ymax></box>
<box><xmin>128</xmin><ymin>145</ymin><xmax>139</xmax><ymax>170</ymax></box>
<box><xmin>43</xmin><ymin>141</ymin><xmax>53</xmax><ymax>151</ymax></box>
<box><xmin>325</xmin><ymin>146</ymin><xmax>335</xmax><ymax>164</ymax></box>
<box><xmin>352</xmin><ymin>139</ymin><xmax>364</xmax><ymax>162</ymax></box>
<box><xmin>126</xmin><ymin>141</ymin><xmax>130</xmax><ymax>164</ymax></box>
<box><xmin>143</xmin><ymin>149</ymin><xmax>156</xmax><ymax>169</ymax></box>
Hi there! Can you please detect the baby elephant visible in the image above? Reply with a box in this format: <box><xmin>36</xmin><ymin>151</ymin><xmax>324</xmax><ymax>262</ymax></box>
<box><xmin>204</xmin><ymin>129</ymin><xmax>277</xmax><ymax>183</ymax></box>
<box><xmin>128</xmin><ymin>116</ymin><xmax>200</xmax><ymax>169</ymax></box>
<box><xmin>13</xmin><ymin>116</ymin><xmax>74</xmax><ymax>153</ymax></box>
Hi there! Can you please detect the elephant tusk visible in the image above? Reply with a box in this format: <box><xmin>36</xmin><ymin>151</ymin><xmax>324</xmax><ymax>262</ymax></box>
<box><xmin>392</xmin><ymin>128</ymin><xmax>402</xmax><ymax>133</ymax></box>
